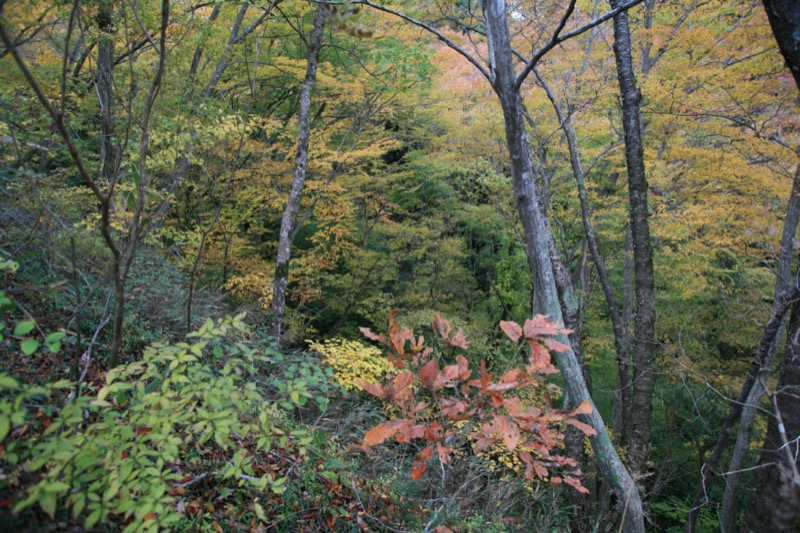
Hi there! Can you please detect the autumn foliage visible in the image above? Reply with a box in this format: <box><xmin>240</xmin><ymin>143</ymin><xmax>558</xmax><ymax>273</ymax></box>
<box><xmin>357</xmin><ymin>311</ymin><xmax>595</xmax><ymax>492</ymax></box>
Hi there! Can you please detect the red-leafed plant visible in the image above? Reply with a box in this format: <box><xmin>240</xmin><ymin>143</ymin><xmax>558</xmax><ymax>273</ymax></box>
<box><xmin>357</xmin><ymin>311</ymin><xmax>596</xmax><ymax>493</ymax></box>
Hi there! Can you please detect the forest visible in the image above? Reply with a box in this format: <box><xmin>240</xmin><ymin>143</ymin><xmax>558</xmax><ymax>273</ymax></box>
<box><xmin>0</xmin><ymin>0</ymin><xmax>798</xmax><ymax>531</ymax></box>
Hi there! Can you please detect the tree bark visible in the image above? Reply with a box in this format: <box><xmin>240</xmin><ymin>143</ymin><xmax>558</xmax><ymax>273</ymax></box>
<box><xmin>610</xmin><ymin>0</ymin><xmax>657</xmax><ymax>478</ymax></box>
<box><xmin>720</xmin><ymin>166</ymin><xmax>800</xmax><ymax>533</ymax></box>
<box><xmin>762</xmin><ymin>0</ymin><xmax>800</xmax><ymax>91</ymax></box>
<box><xmin>95</xmin><ymin>4</ymin><xmax>127</xmax><ymax>365</ymax></box>
<box><xmin>686</xmin><ymin>267</ymin><xmax>800</xmax><ymax>531</ymax></box>
<box><xmin>742</xmin><ymin>301</ymin><xmax>800</xmax><ymax>532</ymax></box>
<box><xmin>483</xmin><ymin>0</ymin><xmax>644</xmax><ymax>529</ymax></box>
<box><xmin>270</xmin><ymin>6</ymin><xmax>327</xmax><ymax>341</ymax></box>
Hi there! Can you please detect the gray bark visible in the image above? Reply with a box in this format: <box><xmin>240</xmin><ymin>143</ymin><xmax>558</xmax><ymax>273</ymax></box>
<box><xmin>610</xmin><ymin>0</ymin><xmax>657</xmax><ymax>478</ymax></box>
<box><xmin>270</xmin><ymin>6</ymin><xmax>327</xmax><ymax>340</ymax></box>
<box><xmin>482</xmin><ymin>0</ymin><xmax>644</xmax><ymax>529</ymax></box>
<box><xmin>743</xmin><ymin>300</ymin><xmax>800</xmax><ymax>532</ymax></box>
<box><xmin>720</xmin><ymin>166</ymin><xmax>800</xmax><ymax>532</ymax></box>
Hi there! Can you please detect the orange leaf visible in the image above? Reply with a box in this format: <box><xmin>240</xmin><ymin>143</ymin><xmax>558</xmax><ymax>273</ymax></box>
<box><xmin>419</xmin><ymin>359</ymin><xmax>440</xmax><ymax>391</ymax></box>
<box><xmin>412</xmin><ymin>445</ymin><xmax>434</xmax><ymax>479</ymax></box>
<box><xmin>437</xmin><ymin>444</ymin><xmax>453</xmax><ymax>464</ymax></box>
<box><xmin>527</xmin><ymin>340</ymin><xmax>552</xmax><ymax>369</ymax></box>
<box><xmin>456</xmin><ymin>354</ymin><xmax>471</xmax><ymax>381</ymax></box>
<box><xmin>360</xmin><ymin>327</ymin><xmax>386</xmax><ymax>345</ymax></box>
<box><xmin>363</xmin><ymin>419</ymin><xmax>410</xmax><ymax>449</ymax></box>
<box><xmin>447</xmin><ymin>328</ymin><xmax>470</xmax><ymax>350</ymax></box>
<box><xmin>357</xmin><ymin>380</ymin><xmax>386</xmax><ymax>399</ymax></box>
<box><xmin>434</xmin><ymin>526</ymin><xmax>454</xmax><ymax>533</ymax></box>
<box><xmin>564</xmin><ymin>476</ymin><xmax>590</xmax><ymax>494</ymax></box>
<box><xmin>433</xmin><ymin>313</ymin><xmax>451</xmax><ymax>341</ymax></box>
<box><xmin>566</xmin><ymin>400</ymin><xmax>594</xmax><ymax>417</ymax></box>
<box><xmin>566</xmin><ymin>418</ymin><xmax>597</xmax><ymax>436</ymax></box>
<box><xmin>396</xmin><ymin>423</ymin><xmax>427</xmax><ymax>442</ymax></box>
<box><xmin>542</xmin><ymin>337</ymin><xmax>570</xmax><ymax>353</ymax></box>
<box><xmin>212</xmin><ymin>521</ymin><xmax>223</xmax><ymax>533</ymax></box>
<box><xmin>499</xmin><ymin>320</ymin><xmax>523</xmax><ymax>343</ymax></box>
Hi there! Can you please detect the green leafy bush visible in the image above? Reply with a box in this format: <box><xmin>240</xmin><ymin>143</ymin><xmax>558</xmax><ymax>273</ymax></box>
<box><xmin>3</xmin><ymin>314</ymin><xmax>301</xmax><ymax>532</ymax></box>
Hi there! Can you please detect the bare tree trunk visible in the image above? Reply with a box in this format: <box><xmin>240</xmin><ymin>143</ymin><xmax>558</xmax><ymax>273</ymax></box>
<box><xmin>482</xmin><ymin>0</ymin><xmax>644</xmax><ymax>529</ymax></box>
<box><xmin>270</xmin><ymin>6</ymin><xmax>327</xmax><ymax>341</ymax></box>
<box><xmin>617</xmin><ymin>226</ymin><xmax>634</xmax><ymax>439</ymax></box>
<box><xmin>762</xmin><ymin>0</ymin><xmax>800</xmax><ymax>91</ymax></box>
<box><xmin>686</xmin><ymin>267</ymin><xmax>800</xmax><ymax>531</ymax></box>
<box><xmin>95</xmin><ymin>4</ymin><xmax>127</xmax><ymax>365</ymax></box>
<box><xmin>742</xmin><ymin>301</ymin><xmax>800</xmax><ymax>532</ymax></box>
<box><xmin>720</xmin><ymin>166</ymin><xmax>800</xmax><ymax>532</ymax></box>
<box><xmin>610</xmin><ymin>0</ymin><xmax>657</xmax><ymax>478</ymax></box>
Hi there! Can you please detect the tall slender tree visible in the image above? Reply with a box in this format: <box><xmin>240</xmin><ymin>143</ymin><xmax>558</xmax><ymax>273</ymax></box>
<box><xmin>610</xmin><ymin>0</ymin><xmax>657</xmax><ymax>477</ymax></box>
<box><xmin>271</xmin><ymin>5</ymin><xmax>328</xmax><ymax>340</ymax></box>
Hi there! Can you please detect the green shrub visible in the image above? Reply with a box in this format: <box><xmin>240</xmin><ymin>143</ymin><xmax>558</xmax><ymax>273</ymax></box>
<box><xmin>2</xmin><ymin>314</ymin><xmax>300</xmax><ymax>532</ymax></box>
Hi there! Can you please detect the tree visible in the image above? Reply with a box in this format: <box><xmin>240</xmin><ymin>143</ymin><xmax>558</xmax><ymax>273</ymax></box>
<box><xmin>353</xmin><ymin>0</ymin><xmax>647</xmax><ymax>529</ymax></box>
<box><xmin>0</xmin><ymin>0</ymin><xmax>171</xmax><ymax>366</ymax></box>
<box><xmin>270</xmin><ymin>5</ymin><xmax>328</xmax><ymax>341</ymax></box>
<box><xmin>609</xmin><ymin>0</ymin><xmax>657</xmax><ymax>478</ymax></box>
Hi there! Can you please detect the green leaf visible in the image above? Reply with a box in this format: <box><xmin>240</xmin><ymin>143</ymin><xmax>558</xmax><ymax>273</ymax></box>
<box><xmin>254</xmin><ymin>502</ymin><xmax>266</xmax><ymax>521</ymax></box>
<box><xmin>45</xmin><ymin>331</ymin><xmax>66</xmax><ymax>344</ymax></box>
<box><xmin>40</xmin><ymin>491</ymin><xmax>56</xmax><ymax>518</ymax></box>
<box><xmin>86</xmin><ymin>508</ymin><xmax>102</xmax><ymax>528</ymax></box>
<box><xmin>0</xmin><ymin>374</ymin><xmax>19</xmax><ymax>390</ymax></box>
<box><xmin>0</xmin><ymin>417</ymin><xmax>10</xmax><ymax>443</ymax></box>
<box><xmin>20</xmin><ymin>339</ymin><xmax>39</xmax><ymax>356</ymax></box>
<box><xmin>14</xmin><ymin>320</ymin><xmax>35</xmax><ymax>336</ymax></box>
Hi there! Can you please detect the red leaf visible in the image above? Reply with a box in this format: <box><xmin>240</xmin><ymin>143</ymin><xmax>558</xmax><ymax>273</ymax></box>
<box><xmin>456</xmin><ymin>355</ymin><xmax>471</xmax><ymax>381</ymax></box>
<box><xmin>363</xmin><ymin>419</ymin><xmax>410</xmax><ymax>449</ymax></box>
<box><xmin>396</xmin><ymin>424</ymin><xmax>427</xmax><ymax>442</ymax></box>
<box><xmin>566</xmin><ymin>418</ymin><xmax>597</xmax><ymax>436</ymax></box>
<box><xmin>447</xmin><ymin>328</ymin><xmax>470</xmax><ymax>350</ymax></box>
<box><xmin>542</xmin><ymin>337</ymin><xmax>570</xmax><ymax>353</ymax></box>
<box><xmin>566</xmin><ymin>399</ymin><xmax>594</xmax><ymax>417</ymax></box>
<box><xmin>433</xmin><ymin>313</ymin><xmax>451</xmax><ymax>341</ymax></box>
<box><xmin>499</xmin><ymin>320</ymin><xmax>523</xmax><ymax>343</ymax></box>
<box><xmin>411</xmin><ymin>445</ymin><xmax>434</xmax><ymax>479</ymax></box>
<box><xmin>564</xmin><ymin>476</ymin><xmax>590</xmax><ymax>494</ymax></box>
<box><xmin>359</xmin><ymin>327</ymin><xmax>386</xmax><ymax>345</ymax></box>
<box><xmin>418</xmin><ymin>359</ymin><xmax>440</xmax><ymax>391</ymax></box>
<box><xmin>550</xmin><ymin>476</ymin><xmax>563</xmax><ymax>487</ymax></box>
<box><xmin>527</xmin><ymin>340</ymin><xmax>552</xmax><ymax>369</ymax></box>
<box><xmin>437</xmin><ymin>444</ymin><xmax>453</xmax><ymax>464</ymax></box>
<box><xmin>357</xmin><ymin>380</ymin><xmax>386</xmax><ymax>399</ymax></box>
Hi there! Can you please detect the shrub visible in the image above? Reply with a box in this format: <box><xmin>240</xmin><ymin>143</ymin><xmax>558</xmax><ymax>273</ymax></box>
<box><xmin>308</xmin><ymin>337</ymin><xmax>395</xmax><ymax>391</ymax></box>
<box><xmin>3</xmin><ymin>315</ymin><xmax>301</xmax><ymax>532</ymax></box>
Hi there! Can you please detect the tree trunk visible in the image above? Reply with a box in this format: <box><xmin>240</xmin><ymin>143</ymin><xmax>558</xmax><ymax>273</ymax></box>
<box><xmin>96</xmin><ymin>4</ymin><xmax>127</xmax><ymax>366</ymax></box>
<box><xmin>762</xmin><ymin>0</ymin><xmax>800</xmax><ymax>91</ymax></box>
<box><xmin>483</xmin><ymin>0</ymin><xmax>644</xmax><ymax>529</ymax></box>
<box><xmin>270</xmin><ymin>6</ymin><xmax>327</xmax><ymax>341</ymax></box>
<box><xmin>610</xmin><ymin>0</ymin><xmax>657</xmax><ymax>478</ymax></box>
<box><xmin>686</xmin><ymin>267</ymin><xmax>800</xmax><ymax>531</ymax></box>
<box><xmin>742</xmin><ymin>303</ymin><xmax>800</xmax><ymax>532</ymax></box>
<box><xmin>720</xmin><ymin>166</ymin><xmax>800</xmax><ymax>532</ymax></box>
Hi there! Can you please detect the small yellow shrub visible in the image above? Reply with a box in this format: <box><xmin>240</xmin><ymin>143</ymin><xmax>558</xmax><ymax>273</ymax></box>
<box><xmin>308</xmin><ymin>338</ymin><xmax>395</xmax><ymax>391</ymax></box>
